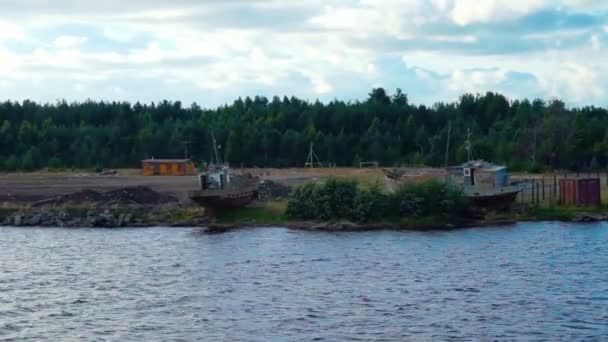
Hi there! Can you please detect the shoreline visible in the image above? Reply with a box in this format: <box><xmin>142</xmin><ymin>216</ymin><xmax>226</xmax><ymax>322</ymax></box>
<box><xmin>201</xmin><ymin>219</ymin><xmax>521</xmax><ymax>233</ymax></box>
<box><xmin>2</xmin><ymin>209</ymin><xmax>605</xmax><ymax>232</ymax></box>
<box><xmin>2</xmin><ymin>204</ymin><xmax>607</xmax><ymax>232</ymax></box>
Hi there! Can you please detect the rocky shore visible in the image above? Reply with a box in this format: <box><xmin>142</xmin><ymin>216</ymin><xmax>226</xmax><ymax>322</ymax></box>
<box><xmin>0</xmin><ymin>207</ymin><xmax>208</xmax><ymax>228</ymax></box>
<box><xmin>3</xmin><ymin>208</ymin><xmax>607</xmax><ymax>230</ymax></box>
<box><xmin>200</xmin><ymin>219</ymin><xmax>520</xmax><ymax>233</ymax></box>
<box><xmin>3</xmin><ymin>209</ymin><xmax>138</xmax><ymax>228</ymax></box>
<box><xmin>0</xmin><ymin>186</ymin><xmax>210</xmax><ymax>228</ymax></box>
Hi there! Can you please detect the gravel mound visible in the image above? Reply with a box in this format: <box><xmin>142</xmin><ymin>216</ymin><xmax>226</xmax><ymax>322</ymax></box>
<box><xmin>257</xmin><ymin>180</ymin><xmax>292</xmax><ymax>200</ymax></box>
<box><xmin>34</xmin><ymin>186</ymin><xmax>178</xmax><ymax>206</ymax></box>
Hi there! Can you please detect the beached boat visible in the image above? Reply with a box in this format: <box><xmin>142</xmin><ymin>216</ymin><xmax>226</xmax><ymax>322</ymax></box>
<box><xmin>188</xmin><ymin>131</ymin><xmax>258</xmax><ymax>211</ymax></box>
<box><xmin>446</xmin><ymin>160</ymin><xmax>527</xmax><ymax>206</ymax></box>
<box><xmin>188</xmin><ymin>164</ymin><xmax>258</xmax><ymax>210</ymax></box>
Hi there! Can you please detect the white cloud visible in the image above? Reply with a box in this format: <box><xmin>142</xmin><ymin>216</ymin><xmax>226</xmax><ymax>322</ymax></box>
<box><xmin>591</xmin><ymin>34</ymin><xmax>601</xmax><ymax>51</ymax></box>
<box><xmin>54</xmin><ymin>35</ymin><xmax>88</xmax><ymax>48</ymax></box>
<box><xmin>103</xmin><ymin>26</ymin><xmax>135</xmax><ymax>43</ymax></box>
<box><xmin>0</xmin><ymin>22</ymin><xmax>25</xmax><ymax>41</ymax></box>
<box><xmin>450</xmin><ymin>0</ymin><xmax>549</xmax><ymax>26</ymax></box>
<box><xmin>127</xmin><ymin>42</ymin><xmax>165</xmax><ymax>63</ymax></box>
<box><xmin>447</xmin><ymin>68</ymin><xmax>507</xmax><ymax>93</ymax></box>
<box><xmin>561</xmin><ymin>0</ymin><xmax>608</xmax><ymax>10</ymax></box>
<box><xmin>542</xmin><ymin>63</ymin><xmax>605</xmax><ymax>102</ymax></box>
<box><xmin>74</xmin><ymin>83</ymin><xmax>86</xmax><ymax>92</ymax></box>
<box><xmin>0</xmin><ymin>0</ymin><xmax>606</xmax><ymax>106</ymax></box>
<box><xmin>312</xmin><ymin>77</ymin><xmax>332</xmax><ymax>94</ymax></box>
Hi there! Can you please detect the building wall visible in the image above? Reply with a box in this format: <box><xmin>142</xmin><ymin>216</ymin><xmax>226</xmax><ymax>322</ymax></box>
<box><xmin>142</xmin><ymin>161</ymin><xmax>197</xmax><ymax>176</ymax></box>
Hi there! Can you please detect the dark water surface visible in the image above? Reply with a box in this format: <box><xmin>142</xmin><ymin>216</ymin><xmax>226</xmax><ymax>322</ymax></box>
<box><xmin>1</xmin><ymin>223</ymin><xmax>607</xmax><ymax>341</ymax></box>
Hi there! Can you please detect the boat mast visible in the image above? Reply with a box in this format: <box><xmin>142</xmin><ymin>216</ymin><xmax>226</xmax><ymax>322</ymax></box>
<box><xmin>465</xmin><ymin>128</ymin><xmax>472</xmax><ymax>162</ymax></box>
<box><xmin>211</xmin><ymin>130</ymin><xmax>221</xmax><ymax>165</ymax></box>
<box><xmin>444</xmin><ymin>120</ymin><xmax>452</xmax><ymax>168</ymax></box>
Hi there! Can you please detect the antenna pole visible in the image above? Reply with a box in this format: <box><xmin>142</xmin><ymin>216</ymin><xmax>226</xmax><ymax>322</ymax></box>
<box><xmin>212</xmin><ymin>130</ymin><xmax>220</xmax><ymax>164</ymax></box>
<box><xmin>305</xmin><ymin>142</ymin><xmax>321</xmax><ymax>168</ymax></box>
<box><xmin>444</xmin><ymin>120</ymin><xmax>452</xmax><ymax>168</ymax></box>
<box><xmin>466</xmin><ymin>128</ymin><xmax>472</xmax><ymax>162</ymax></box>
<box><xmin>183</xmin><ymin>140</ymin><xmax>191</xmax><ymax>159</ymax></box>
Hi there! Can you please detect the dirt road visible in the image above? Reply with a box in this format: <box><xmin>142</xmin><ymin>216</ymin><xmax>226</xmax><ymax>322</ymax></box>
<box><xmin>0</xmin><ymin>167</ymin><xmax>386</xmax><ymax>205</ymax></box>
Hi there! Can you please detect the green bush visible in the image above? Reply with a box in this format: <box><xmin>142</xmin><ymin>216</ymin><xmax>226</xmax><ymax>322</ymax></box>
<box><xmin>285</xmin><ymin>182</ymin><xmax>320</xmax><ymax>220</ymax></box>
<box><xmin>393</xmin><ymin>180</ymin><xmax>468</xmax><ymax>217</ymax></box>
<box><xmin>3</xmin><ymin>155</ymin><xmax>18</xmax><ymax>172</ymax></box>
<box><xmin>287</xmin><ymin>178</ymin><xmax>467</xmax><ymax>223</ymax></box>
<box><xmin>352</xmin><ymin>182</ymin><xmax>389</xmax><ymax>222</ymax></box>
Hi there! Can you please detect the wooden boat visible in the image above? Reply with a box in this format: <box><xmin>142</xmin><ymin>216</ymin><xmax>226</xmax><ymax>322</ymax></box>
<box><xmin>446</xmin><ymin>160</ymin><xmax>528</xmax><ymax>207</ymax></box>
<box><xmin>383</xmin><ymin>161</ymin><xmax>527</xmax><ymax>207</ymax></box>
<box><xmin>188</xmin><ymin>165</ymin><xmax>259</xmax><ymax>210</ymax></box>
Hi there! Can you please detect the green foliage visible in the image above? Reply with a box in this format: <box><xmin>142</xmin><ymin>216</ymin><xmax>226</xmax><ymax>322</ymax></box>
<box><xmin>527</xmin><ymin>206</ymin><xmax>575</xmax><ymax>221</ymax></box>
<box><xmin>392</xmin><ymin>180</ymin><xmax>468</xmax><ymax>218</ymax></box>
<box><xmin>48</xmin><ymin>157</ymin><xmax>62</xmax><ymax>170</ymax></box>
<box><xmin>352</xmin><ymin>181</ymin><xmax>389</xmax><ymax>222</ymax></box>
<box><xmin>286</xmin><ymin>178</ymin><xmax>467</xmax><ymax>223</ymax></box>
<box><xmin>0</xmin><ymin>90</ymin><xmax>606</xmax><ymax>171</ymax></box>
<box><xmin>3</xmin><ymin>155</ymin><xmax>18</xmax><ymax>172</ymax></box>
<box><xmin>217</xmin><ymin>200</ymin><xmax>287</xmax><ymax>225</ymax></box>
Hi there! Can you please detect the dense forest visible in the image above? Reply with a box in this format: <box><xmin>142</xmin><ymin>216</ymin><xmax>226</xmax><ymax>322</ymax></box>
<box><xmin>1</xmin><ymin>88</ymin><xmax>607</xmax><ymax>172</ymax></box>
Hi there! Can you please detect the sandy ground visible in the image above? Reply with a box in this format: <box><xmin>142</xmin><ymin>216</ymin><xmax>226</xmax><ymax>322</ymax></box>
<box><xmin>0</xmin><ymin>167</ymin><xmax>387</xmax><ymax>205</ymax></box>
<box><xmin>5</xmin><ymin>166</ymin><xmax>602</xmax><ymax>206</ymax></box>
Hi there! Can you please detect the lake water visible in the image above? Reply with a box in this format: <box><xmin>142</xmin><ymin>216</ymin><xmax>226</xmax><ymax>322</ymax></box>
<box><xmin>1</xmin><ymin>223</ymin><xmax>607</xmax><ymax>341</ymax></box>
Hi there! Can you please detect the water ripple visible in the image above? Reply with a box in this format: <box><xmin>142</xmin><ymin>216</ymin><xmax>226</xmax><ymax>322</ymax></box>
<box><xmin>0</xmin><ymin>223</ymin><xmax>607</xmax><ymax>340</ymax></box>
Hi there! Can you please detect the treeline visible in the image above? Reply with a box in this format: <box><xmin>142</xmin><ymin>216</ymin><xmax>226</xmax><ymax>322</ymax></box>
<box><xmin>286</xmin><ymin>178</ymin><xmax>468</xmax><ymax>223</ymax></box>
<box><xmin>1</xmin><ymin>88</ymin><xmax>607</xmax><ymax>171</ymax></box>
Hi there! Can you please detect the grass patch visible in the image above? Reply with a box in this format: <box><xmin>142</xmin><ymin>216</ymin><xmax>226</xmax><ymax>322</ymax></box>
<box><xmin>0</xmin><ymin>208</ymin><xmax>19</xmax><ymax>218</ymax></box>
<box><xmin>526</xmin><ymin>206</ymin><xmax>576</xmax><ymax>221</ymax></box>
<box><xmin>152</xmin><ymin>207</ymin><xmax>205</xmax><ymax>223</ymax></box>
<box><xmin>216</xmin><ymin>200</ymin><xmax>287</xmax><ymax>225</ymax></box>
<box><xmin>398</xmin><ymin>215</ymin><xmax>444</xmax><ymax>228</ymax></box>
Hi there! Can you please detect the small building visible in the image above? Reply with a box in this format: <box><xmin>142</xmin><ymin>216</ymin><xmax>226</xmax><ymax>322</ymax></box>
<box><xmin>559</xmin><ymin>178</ymin><xmax>601</xmax><ymax>206</ymax></box>
<box><xmin>142</xmin><ymin>159</ymin><xmax>197</xmax><ymax>176</ymax></box>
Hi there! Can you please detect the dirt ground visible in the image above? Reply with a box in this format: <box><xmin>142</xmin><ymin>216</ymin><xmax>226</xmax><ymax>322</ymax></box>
<box><xmin>8</xmin><ymin>166</ymin><xmax>594</xmax><ymax>207</ymax></box>
<box><xmin>0</xmin><ymin>167</ymin><xmax>388</xmax><ymax>205</ymax></box>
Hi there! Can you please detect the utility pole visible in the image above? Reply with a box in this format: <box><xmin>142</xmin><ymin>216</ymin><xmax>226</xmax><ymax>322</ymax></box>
<box><xmin>465</xmin><ymin>128</ymin><xmax>472</xmax><ymax>162</ymax></box>
<box><xmin>182</xmin><ymin>140</ymin><xmax>192</xmax><ymax>159</ymax></box>
<box><xmin>444</xmin><ymin>121</ymin><xmax>452</xmax><ymax>168</ymax></box>
<box><xmin>211</xmin><ymin>130</ymin><xmax>221</xmax><ymax>164</ymax></box>
<box><xmin>305</xmin><ymin>142</ymin><xmax>322</xmax><ymax>168</ymax></box>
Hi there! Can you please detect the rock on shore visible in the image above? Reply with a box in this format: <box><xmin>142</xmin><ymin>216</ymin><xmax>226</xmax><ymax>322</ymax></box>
<box><xmin>0</xmin><ymin>207</ymin><xmax>207</xmax><ymax>228</ymax></box>
<box><xmin>1</xmin><ymin>210</ymin><xmax>139</xmax><ymax>228</ymax></box>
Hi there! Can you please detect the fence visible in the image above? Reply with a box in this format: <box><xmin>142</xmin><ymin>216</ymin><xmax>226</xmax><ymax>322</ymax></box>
<box><xmin>515</xmin><ymin>172</ymin><xmax>607</xmax><ymax>207</ymax></box>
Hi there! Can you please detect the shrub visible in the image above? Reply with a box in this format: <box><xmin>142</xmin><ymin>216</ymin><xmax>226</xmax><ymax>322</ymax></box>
<box><xmin>287</xmin><ymin>179</ymin><xmax>359</xmax><ymax>221</ymax></box>
<box><xmin>286</xmin><ymin>178</ymin><xmax>467</xmax><ymax>223</ymax></box>
<box><xmin>392</xmin><ymin>180</ymin><xmax>468</xmax><ymax>218</ymax></box>
<box><xmin>352</xmin><ymin>181</ymin><xmax>389</xmax><ymax>222</ymax></box>
<box><xmin>286</xmin><ymin>182</ymin><xmax>320</xmax><ymax>220</ymax></box>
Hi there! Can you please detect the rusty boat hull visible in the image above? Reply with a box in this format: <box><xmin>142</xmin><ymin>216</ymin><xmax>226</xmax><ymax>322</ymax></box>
<box><xmin>188</xmin><ymin>184</ymin><xmax>258</xmax><ymax>210</ymax></box>
<box><xmin>466</xmin><ymin>189</ymin><xmax>521</xmax><ymax>207</ymax></box>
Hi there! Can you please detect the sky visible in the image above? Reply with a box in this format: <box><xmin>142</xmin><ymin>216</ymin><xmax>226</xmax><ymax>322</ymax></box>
<box><xmin>0</xmin><ymin>0</ymin><xmax>607</xmax><ymax>107</ymax></box>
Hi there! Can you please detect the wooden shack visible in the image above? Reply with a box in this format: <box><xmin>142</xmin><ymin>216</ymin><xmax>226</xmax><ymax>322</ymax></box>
<box><xmin>559</xmin><ymin>178</ymin><xmax>601</xmax><ymax>206</ymax></box>
<box><xmin>142</xmin><ymin>159</ymin><xmax>197</xmax><ymax>176</ymax></box>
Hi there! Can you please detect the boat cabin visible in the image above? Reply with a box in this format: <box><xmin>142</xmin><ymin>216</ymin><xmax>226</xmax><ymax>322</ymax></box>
<box><xmin>447</xmin><ymin>160</ymin><xmax>509</xmax><ymax>189</ymax></box>
<box><xmin>198</xmin><ymin>165</ymin><xmax>231</xmax><ymax>190</ymax></box>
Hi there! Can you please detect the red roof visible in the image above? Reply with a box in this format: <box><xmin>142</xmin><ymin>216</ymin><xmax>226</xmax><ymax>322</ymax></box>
<box><xmin>142</xmin><ymin>159</ymin><xmax>192</xmax><ymax>163</ymax></box>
